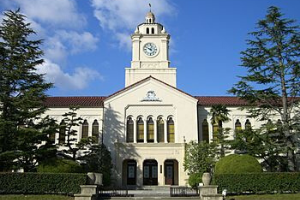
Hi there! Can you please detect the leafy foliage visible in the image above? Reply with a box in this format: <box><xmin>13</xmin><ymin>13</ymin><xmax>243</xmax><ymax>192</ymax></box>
<box><xmin>81</xmin><ymin>143</ymin><xmax>112</xmax><ymax>186</ymax></box>
<box><xmin>229</xmin><ymin>6</ymin><xmax>300</xmax><ymax>171</ymax></box>
<box><xmin>214</xmin><ymin>173</ymin><xmax>300</xmax><ymax>195</ymax></box>
<box><xmin>230</xmin><ymin>123</ymin><xmax>288</xmax><ymax>171</ymax></box>
<box><xmin>215</xmin><ymin>154</ymin><xmax>262</xmax><ymax>174</ymax></box>
<box><xmin>210</xmin><ymin>105</ymin><xmax>231</xmax><ymax>158</ymax></box>
<box><xmin>58</xmin><ymin>106</ymin><xmax>83</xmax><ymax>160</ymax></box>
<box><xmin>184</xmin><ymin>141</ymin><xmax>216</xmax><ymax>187</ymax></box>
<box><xmin>188</xmin><ymin>172</ymin><xmax>202</xmax><ymax>189</ymax></box>
<box><xmin>0</xmin><ymin>172</ymin><xmax>86</xmax><ymax>195</ymax></box>
<box><xmin>0</xmin><ymin>9</ymin><xmax>55</xmax><ymax>172</ymax></box>
<box><xmin>37</xmin><ymin>158</ymin><xmax>83</xmax><ymax>173</ymax></box>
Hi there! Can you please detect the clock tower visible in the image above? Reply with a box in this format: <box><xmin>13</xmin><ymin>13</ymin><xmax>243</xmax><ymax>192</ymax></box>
<box><xmin>125</xmin><ymin>11</ymin><xmax>177</xmax><ymax>87</ymax></box>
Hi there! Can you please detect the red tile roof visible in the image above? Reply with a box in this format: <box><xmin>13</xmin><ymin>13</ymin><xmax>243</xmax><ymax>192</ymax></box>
<box><xmin>44</xmin><ymin>96</ymin><xmax>106</xmax><ymax>108</ymax></box>
<box><xmin>44</xmin><ymin>96</ymin><xmax>250</xmax><ymax>107</ymax></box>
<box><xmin>195</xmin><ymin>96</ymin><xmax>249</xmax><ymax>106</ymax></box>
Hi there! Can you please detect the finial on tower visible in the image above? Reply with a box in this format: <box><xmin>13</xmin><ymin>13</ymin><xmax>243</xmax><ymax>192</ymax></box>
<box><xmin>146</xmin><ymin>4</ymin><xmax>155</xmax><ymax>23</ymax></box>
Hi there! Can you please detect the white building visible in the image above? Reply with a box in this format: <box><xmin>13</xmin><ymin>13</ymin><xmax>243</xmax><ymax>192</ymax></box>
<box><xmin>43</xmin><ymin>11</ymin><xmax>280</xmax><ymax>187</ymax></box>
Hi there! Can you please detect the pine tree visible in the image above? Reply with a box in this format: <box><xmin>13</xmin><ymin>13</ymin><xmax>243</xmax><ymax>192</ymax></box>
<box><xmin>59</xmin><ymin>106</ymin><xmax>83</xmax><ymax>160</ymax></box>
<box><xmin>0</xmin><ymin>9</ymin><xmax>54</xmax><ymax>171</ymax></box>
<box><xmin>229</xmin><ymin>6</ymin><xmax>300</xmax><ymax>171</ymax></box>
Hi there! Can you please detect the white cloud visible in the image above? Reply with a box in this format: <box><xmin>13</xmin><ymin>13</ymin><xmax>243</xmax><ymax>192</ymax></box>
<box><xmin>115</xmin><ymin>32</ymin><xmax>131</xmax><ymax>50</ymax></box>
<box><xmin>44</xmin><ymin>31</ymin><xmax>99</xmax><ymax>62</ymax></box>
<box><xmin>11</xmin><ymin>0</ymin><xmax>86</xmax><ymax>28</ymax></box>
<box><xmin>56</xmin><ymin>30</ymin><xmax>99</xmax><ymax>54</ymax></box>
<box><xmin>36</xmin><ymin>59</ymin><xmax>102</xmax><ymax>90</ymax></box>
<box><xmin>44</xmin><ymin>37</ymin><xmax>67</xmax><ymax>63</ymax></box>
<box><xmin>91</xmin><ymin>0</ymin><xmax>175</xmax><ymax>49</ymax></box>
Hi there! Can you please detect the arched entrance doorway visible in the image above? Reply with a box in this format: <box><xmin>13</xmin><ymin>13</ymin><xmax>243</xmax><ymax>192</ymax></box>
<box><xmin>122</xmin><ymin>159</ymin><xmax>137</xmax><ymax>186</ymax></box>
<box><xmin>143</xmin><ymin>159</ymin><xmax>158</xmax><ymax>185</ymax></box>
<box><xmin>164</xmin><ymin>159</ymin><xmax>179</xmax><ymax>185</ymax></box>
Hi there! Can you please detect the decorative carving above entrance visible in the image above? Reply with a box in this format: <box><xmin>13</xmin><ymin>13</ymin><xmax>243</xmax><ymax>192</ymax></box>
<box><xmin>141</xmin><ymin>90</ymin><xmax>161</xmax><ymax>102</ymax></box>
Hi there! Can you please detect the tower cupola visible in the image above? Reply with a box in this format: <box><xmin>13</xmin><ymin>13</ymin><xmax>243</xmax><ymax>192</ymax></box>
<box><xmin>146</xmin><ymin>11</ymin><xmax>155</xmax><ymax>23</ymax></box>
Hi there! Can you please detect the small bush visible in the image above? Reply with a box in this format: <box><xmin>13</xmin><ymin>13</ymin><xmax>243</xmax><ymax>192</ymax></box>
<box><xmin>213</xmin><ymin>173</ymin><xmax>300</xmax><ymax>195</ymax></box>
<box><xmin>37</xmin><ymin>158</ymin><xmax>83</xmax><ymax>173</ymax></box>
<box><xmin>188</xmin><ymin>173</ymin><xmax>202</xmax><ymax>188</ymax></box>
<box><xmin>215</xmin><ymin>154</ymin><xmax>262</xmax><ymax>174</ymax></box>
<box><xmin>0</xmin><ymin>172</ymin><xmax>86</xmax><ymax>194</ymax></box>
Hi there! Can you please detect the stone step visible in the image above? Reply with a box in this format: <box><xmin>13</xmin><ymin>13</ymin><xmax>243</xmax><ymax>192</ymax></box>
<box><xmin>141</xmin><ymin>186</ymin><xmax>171</xmax><ymax>191</ymax></box>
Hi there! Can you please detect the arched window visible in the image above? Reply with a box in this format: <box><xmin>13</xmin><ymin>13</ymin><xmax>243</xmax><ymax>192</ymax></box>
<box><xmin>151</xmin><ymin>28</ymin><xmax>155</xmax><ymax>34</ymax></box>
<box><xmin>92</xmin><ymin>120</ymin><xmax>99</xmax><ymax>143</ymax></box>
<box><xmin>212</xmin><ymin>120</ymin><xmax>222</xmax><ymax>139</ymax></box>
<box><xmin>146</xmin><ymin>28</ymin><xmax>149</xmax><ymax>34</ymax></box>
<box><xmin>202</xmin><ymin>119</ymin><xmax>209</xmax><ymax>143</ymax></box>
<box><xmin>235</xmin><ymin>119</ymin><xmax>242</xmax><ymax>131</ymax></box>
<box><xmin>59</xmin><ymin>120</ymin><xmax>66</xmax><ymax>144</ymax></box>
<box><xmin>126</xmin><ymin>117</ymin><xmax>134</xmax><ymax>143</ymax></box>
<box><xmin>147</xmin><ymin>117</ymin><xmax>154</xmax><ymax>143</ymax></box>
<box><xmin>167</xmin><ymin>117</ymin><xmax>175</xmax><ymax>143</ymax></box>
<box><xmin>137</xmin><ymin>117</ymin><xmax>144</xmax><ymax>143</ymax></box>
<box><xmin>245</xmin><ymin>119</ymin><xmax>251</xmax><ymax>130</ymax></box>
<box><xmin>82</xmin><ymin>119</ymin><xmax>89</xmax><ymax>139</ymax></box>
<box><xmin>157</xmin><ymin>117</ymin><xmax>164</xmax><ymax>143</ymax></box>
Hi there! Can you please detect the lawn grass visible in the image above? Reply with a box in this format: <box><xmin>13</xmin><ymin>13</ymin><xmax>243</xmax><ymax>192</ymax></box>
<box><xmin>0</xmin><ymin>195</ymin><xmax>73</xmax><ymax>200</ymax></box>
<box><xmin>230</xmin><ymin>193</ymin><xmax>300</xmax><ymax>200</ymax></box>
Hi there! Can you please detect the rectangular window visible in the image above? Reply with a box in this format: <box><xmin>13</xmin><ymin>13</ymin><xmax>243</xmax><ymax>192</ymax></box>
<box><xmin>137</xmin><ymin>124</ymin><xmax>144</xmax><ymax>142</ymax></box>
<box><xmin>157</xmin><ymin>121</ymin><xmax>164</xmax><ymax>143</ymax></box>
<box><xmin>127</xmin><ymin>123</ymin><xmax>134</xmax><ymax>142</ymax></box>
<box><xmin>82</xmin><ymin>125</ymin><xmax>88</xmax><ymax>139</ymax></box>
<box><xmin>147</xmin><ymin>123</ymin><xmax>154</xmax><ymax>142</ymax></box>
<box><xmin>168</xmin><ymin>124</ymin><xmax>175</xmax><ymax>143</ymax></box>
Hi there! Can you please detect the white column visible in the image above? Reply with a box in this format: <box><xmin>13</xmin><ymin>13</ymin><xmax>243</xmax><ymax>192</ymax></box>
<box><xmin>154</xmin><ymin>119</ymin><xmax>157</xmax><ymax>143</ymax></box>
<box><xmin>164</xmin><ymin>119</ymin><xmax>168</xmax><ymax>143</ymax></box>
<box><xmin>133</xmin><ymin>119</ymin><xmax>137</xmax><ymax>143</ymax></box>
<box><xmin>88</xmin><ymin>120</ymin><xmax>93</xmax><ymax>137</ymax></box>
<box><xmin>144</xmin><ymin>119</ymin><xmax>147</xmax><ymax>143</ymax></box>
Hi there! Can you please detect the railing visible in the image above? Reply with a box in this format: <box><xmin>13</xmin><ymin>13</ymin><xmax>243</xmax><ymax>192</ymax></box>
<box><xmin>170</xmin><ymin>186</ymin><xmax>199</xmax><ymax>197</ymax></box>
<box><xmin>99</xmin><ymin>188</ymin><xmax>133</xmax><ymax>197</ymax></box>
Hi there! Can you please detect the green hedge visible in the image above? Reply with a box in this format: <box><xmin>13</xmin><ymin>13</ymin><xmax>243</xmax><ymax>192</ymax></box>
<box><xmin>213</xmin><ymin>173</ymin><xmax>300</xmax><ymax>195</ymax></box>
<box><xmin>215</xmin><ymin>154</ymin><xmax>262</xmax><ymax>174</ymax></box>
<box><xmin>0</xmin><ymin>173</ymin><xmax>86</xmax><ymax>195</ymax></box>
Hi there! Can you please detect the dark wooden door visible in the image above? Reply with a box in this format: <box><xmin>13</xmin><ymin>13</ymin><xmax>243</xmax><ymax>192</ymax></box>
<box><xmin>127</xmin><ymin>161</ymin><xmax>136</xmax><ymax>185</ymax></box>
<box><xmin>165</xmin><ymin>163</ymin><xmax>174</xmax><ymax>185</ymax></box>
<box><xmin>143</xmin><ymin>160</ymin><xmax>158</xmax><ymax>185</ymax></box>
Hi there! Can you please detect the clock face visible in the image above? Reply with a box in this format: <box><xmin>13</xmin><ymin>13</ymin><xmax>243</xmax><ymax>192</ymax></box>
<box><xmin>143</xmin><ymin>43</ymin><xmax>158</xmax><ymax>56</ymax></box>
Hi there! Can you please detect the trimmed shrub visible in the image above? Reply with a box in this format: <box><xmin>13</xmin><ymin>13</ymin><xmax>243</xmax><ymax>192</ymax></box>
<box><xmin>37</xmin><ymin>158</ymin><xmax>83</xmax><ymax>173</ymax></box>
<box><xmin>215</xmin><ymin>154</ymin><xmax>262</xmax><ymax>174</ymax></box>
<box><xmin>213</xmin><ymin>173</ymin><xmax>300</xmax><ymax>195</ymax></box>
<box><xmin>0</xmin><ymin>172</ymin><xmax>86</xmax><ymax>195</ymax></box>
<box><xmin>188</xmin><ymin>173</ymin><xmax>202</xmax><ymax>188</ymax></box>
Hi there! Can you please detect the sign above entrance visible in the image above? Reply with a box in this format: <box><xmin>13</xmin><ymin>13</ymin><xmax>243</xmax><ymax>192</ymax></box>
<box><xmin>141</xmin><ymin>90</ymin><xmax>161</xmax><ymax>102</ymax></box>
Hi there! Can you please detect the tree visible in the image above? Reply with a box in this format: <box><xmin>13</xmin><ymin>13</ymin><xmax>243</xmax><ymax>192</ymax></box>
<box><xmin>58</xmin><ymin>106</ymin><xmax>83</xmax><ymax>160</ymax></box>
<box><xmin>0</xmin><ymin>9</ymin><xmax>54</xmax><ymax>171</ymax></box>
<box><xmin>81</xmin><ymin>143</ymin><xmax>112</xmax><ymax>186</ymax></box>
<box><xmin>210</xmin><ymin>105</ymin><xmax>230</xmax><ymax>157</ymax></box>
<box><xmin>184</xmin><ymin>141</ymin><xmax>216</xmax><ymax>187</ymax></box>
<box><xmin>229</xmin><ymin>6</ymin><xmax>300</xmax><ymax>171</ymax></box>
<box><xmin>230</xmin><ymin>125</ymin><xmax>287</xmax><ymax>171</ymax></box>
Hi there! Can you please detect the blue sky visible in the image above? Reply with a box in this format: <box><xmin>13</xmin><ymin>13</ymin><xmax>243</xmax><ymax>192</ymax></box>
<box><xmin>1</xmin><ymin>0</ymin><xmax>300</xmax><ymax>97</ymax></box>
